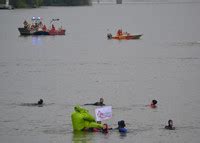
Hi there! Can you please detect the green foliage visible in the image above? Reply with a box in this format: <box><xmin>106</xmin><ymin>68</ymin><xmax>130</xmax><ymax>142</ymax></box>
<box><xmin>16</xmin><ymin>0</ymin><xmax>28</xmax><ymax>8</ymax></box>
<box><xmin>9</xmin><ymin>0</ymin><xmax>92</xmax><ymax>8</ymax></box>
<box><xmin>32</xmin><ymin>0</ymin><xmax>43</xmax><ymax>7</ymax></box>
<box><xmin>43</xmin><ymin>0</ymin><xmax>92</xmax><ymax>6</ymax></box>
<box><xmin>38</xmin><ymin>0</ymin><xmax>44</xmax><ymax>6</ymax></box>
<box><xmin>66</xmin><ymin>0</ymin><xmax>92</xmax><ymax>6</ymax></box>
<box><xmin>0</xmin><ymin>0</ymin><xmax>5</xmax><ymax>4</ymax></box>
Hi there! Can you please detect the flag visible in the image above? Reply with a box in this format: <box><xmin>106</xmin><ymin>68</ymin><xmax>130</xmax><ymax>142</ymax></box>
<box><xmin>95</xmin><ymin>106</ymin><xmax>112</xmax><ymax>121</ymax></box>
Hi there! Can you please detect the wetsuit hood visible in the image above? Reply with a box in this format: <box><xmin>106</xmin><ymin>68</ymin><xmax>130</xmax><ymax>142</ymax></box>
<box><xmin>118</xmin><ymin>120</ymin><xmax>126</xmax><ymax>128</ymax></box>
<box><xmin>74</xmin><ymin>105</ymin><xmax>88</xmax><ymax>113</ymax></box>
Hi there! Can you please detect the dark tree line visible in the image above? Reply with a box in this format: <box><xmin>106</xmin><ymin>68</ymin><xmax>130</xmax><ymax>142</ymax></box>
<box><xmin>43</xmin><ymin>0</ymin><xmax>92</xmax><ymax>6</ymax></box>
<box><xmin>0</xmin><ymin>0</ymin><xmax>91</xmax><ymax>8</ymax></box>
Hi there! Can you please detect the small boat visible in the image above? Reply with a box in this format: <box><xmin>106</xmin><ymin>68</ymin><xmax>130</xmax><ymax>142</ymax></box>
<box><xmin>18</xmin><ymin>28</ymin><xmax>49</xmax><ymax>35</ymax></box>
<box><xmin>108</xmin><ymin>34</ymin><xmax>142</xmax><ymax>40</ymax></box>
<box><xmin>107</xmin><ymin>29</ymin><xmax>142</xmax><ymax>40</ymax></box>
<box><xmin>18</xmin><ymin>17</ymin><xmax>65</xmax><ymax>36</ymax></box>
<box><xmin>18</xmin><ymin>28</ymin><xmax>66</xmax><ymax>36</ymax></box>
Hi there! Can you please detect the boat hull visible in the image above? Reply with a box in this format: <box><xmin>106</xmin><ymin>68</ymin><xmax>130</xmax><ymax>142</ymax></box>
<box><xmin>48</xmin><ymin>29</ymin><xmax>66</xmax><ymax>35</ymax></box>
<box><xmin>111</xmin><ymin>34</ymin><xmax>142</xmax><ymax>40</ymax></box>
<box><xmin>18</xmin><ymin>28</ymin><xmax>65</xmax><ymax>36</ymax></box>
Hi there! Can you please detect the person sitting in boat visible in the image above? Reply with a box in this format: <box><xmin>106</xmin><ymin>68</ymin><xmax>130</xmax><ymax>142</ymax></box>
<box><xmin>23</xmin><ymin>20</ymin><xmax>28</xmax><ymax>29</ymax></box>
<box><xmin>30</xmin><ymin>23</ymin><xmax>35</xmax><ymax>30</ymax></box>
<box><xmin>165</xmin><ymin>119</ymin><xmax>175</xmax><ymax>130</ymax></box>
<box><xmin>71</xmin><ymin>105</ymin><xmax>103</xmax><ymax>131</ymax></box>
<box><xmin>38</xmin><ymin>21</ymin><xmax>43</xmax><ymax>28</ymax></box>
<box><xmin>125</xmin><ymin>32</ymin><xmax>130</xmax><ymax>36</ymax></box>
<box><xmin>35</xmin><ymin>22</ymin><xmax>38</xmax><ymax>28</ymax></box>
<box><xmin>58</xmin><ymin>26</ymin><xmax>63</xmax><ymax>31</ymax></box>
<box><xmin>117</xmin><ymin>29</ymin><xmax>123</xmax><ymax>36</ymax></box>
<box><xmin>84</xmin><ymin>98</ymin><xmax>105</xmax><ymax>106</ymax></box>
<box><xmin>51</xmin><ymin>24</ymin><xmax>55</xmax><ymax>31</ymax></box>
<box><xmin>42</xmin><ymin>24</ymin><xmax>47</xmax><ymax>31</ymax></box>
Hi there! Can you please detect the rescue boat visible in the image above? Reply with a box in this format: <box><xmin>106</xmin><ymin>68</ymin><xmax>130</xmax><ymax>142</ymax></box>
<box><xmin>107</xmin><ymin>29</ymin><xmax>142</xmax><ymax>40</ymax></box>
<box><xmin>18</xmin><ymin>17</ymin><xmax>65</xmax><ymax>36</ymax></box>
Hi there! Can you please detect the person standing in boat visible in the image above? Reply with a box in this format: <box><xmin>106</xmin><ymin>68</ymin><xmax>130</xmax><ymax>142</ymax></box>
<box><xmin>23</xmin><ymin>20</ymin><xmax>28</xmax><ymax>29</ymax></box>
<box><xmin>117</xmin><ymin>29</ymin><xmax>122</xmax><ymax>36</ymax></box>
<box><xmin>52</xmin><ymin>24</ymin><xmax>55</xmax><ymax>31</ymax></box>
<box><xmin>42</xmin><ymin>24</ymin><xmax>47</xmax><ymax>31</ymax></box>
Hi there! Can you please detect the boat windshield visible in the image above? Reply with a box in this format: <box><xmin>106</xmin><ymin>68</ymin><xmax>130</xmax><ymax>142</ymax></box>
<box><xmin>32</xmin><ymin>17</ymin><xmax>42</xmax><ymax>24</ymax></box>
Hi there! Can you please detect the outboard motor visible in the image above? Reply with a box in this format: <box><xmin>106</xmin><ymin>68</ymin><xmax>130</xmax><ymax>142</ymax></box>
<box><xmin>107</xmin><ymin>33</ymin><xmax>112</xmax><ymax>39</ymax></box>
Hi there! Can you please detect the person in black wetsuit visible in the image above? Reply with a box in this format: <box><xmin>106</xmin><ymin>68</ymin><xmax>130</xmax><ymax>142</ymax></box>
<box><xmin>84</xmin><ymin>98</ymin><xmax>105</xmax><ymax>106</ymax></box>
<box><xmin>20</xmin><ymin>99</ymin><xmax>44</xmax><ymax>107</ymax></box>
<box><xmin>37</xmin><ymin>99</ymin><xmax>43</xmax><ymax>105</ymax></box>
<box><xmin>117</xmin><ymin>120</ymin><xmax>127</xmax><ymax>133</ymax></box>
<box><xmin>165</xmin><ymin>119</ymin><xmax>175</xmax><ymax>130</ymax></box>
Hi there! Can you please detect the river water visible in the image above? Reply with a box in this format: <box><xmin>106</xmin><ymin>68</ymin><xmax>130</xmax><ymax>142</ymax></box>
<box><xmin>0</xmin><ymin>1</ymin><xmax>200</xmax><ymax>143</ymax></box>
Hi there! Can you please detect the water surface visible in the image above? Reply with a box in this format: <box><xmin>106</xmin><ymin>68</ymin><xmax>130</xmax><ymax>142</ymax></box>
<box><xmin>0</xmin><ymin>2</ymin><xmax>200</xmax><ymax>143</ymax></box>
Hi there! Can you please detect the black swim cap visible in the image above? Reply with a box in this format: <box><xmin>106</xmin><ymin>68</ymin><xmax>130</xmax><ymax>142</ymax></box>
<box><xmin>152</xmin><ymin>100</ymin><xmax>157</xmax><ymax>105</ymax></box>
<box><xmin>38</xmin><ymin>99</ymin><xmax>43</xmax><ymax>105</ymax></box>
<box><xmin>118</xmin><ymin>120</ymin><xmax>125</xmax><ymax>128</ymax></box>
<box><xmin>168</xmin><ymin>120</ymin><xmax>173</xmax><ymax>125</ymax></box>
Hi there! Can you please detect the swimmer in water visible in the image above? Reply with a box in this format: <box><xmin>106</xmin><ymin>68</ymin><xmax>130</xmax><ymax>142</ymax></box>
<box><xmin>150</xmin><ymin>100</ymin><xmax>157</xmax><ymax>108</ymax></box>
<box><xmin>37</xmin><ymin>99</ymin><xmax>43</xmax><ymax>105</ymax></box>
<box><xmin>84</xmin><ymin>123</ymin><xmax>109</xmax><ymax>133</ymax></box>
<box><xmin>117</xmin><ymin>120</ymin><xmax>127</xmax><ymax>133</ymax></box>
<box><xmin>146</xmin><ymin>100</ymin><xmax>157</xmax><ymax>108</ymax></box>
<box><xmin>165</xmin><ymin>119</ymin><xmax>175</xmax><ymax>130</ymax></box>
<box><xmin>21</xmin><ymin>99</ymin><xmax>44</xmax><ymax>106</ymax></box>
<box><xmin>102</xmin><ymin>123</ymin><xmax>109</xmax><ymax>133</ymax></box>
<box><xmin>84</xmin><ymin>98</ymin><xmax>105</xmax><ymax>106</ymax></box>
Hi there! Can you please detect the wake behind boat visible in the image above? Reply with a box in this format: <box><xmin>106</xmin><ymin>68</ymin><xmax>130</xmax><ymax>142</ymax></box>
<box><xmin>18</xmin><ymin>17</ymin><xmax>65</xmax><ymax>36</ymax></box>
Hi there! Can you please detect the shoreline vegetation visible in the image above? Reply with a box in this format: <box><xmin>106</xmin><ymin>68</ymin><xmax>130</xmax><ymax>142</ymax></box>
<box><xmin>0</xmin><ymin>0</ymin><xmax>92</xmax><ymax>8</ymax></box>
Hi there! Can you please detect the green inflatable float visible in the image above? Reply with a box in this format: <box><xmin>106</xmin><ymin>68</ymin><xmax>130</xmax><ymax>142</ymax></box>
<box><xmin>71</xmin><ymin>105</ymin><xmax>103</xmax><ymax>131</ymax></box>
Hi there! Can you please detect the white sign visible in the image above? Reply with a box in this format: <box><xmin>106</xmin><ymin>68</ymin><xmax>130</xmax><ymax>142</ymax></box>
<box><xmin>95</xmin><ymin>106</ymin><xmax>112</xmax><ymax>121</ymax></box>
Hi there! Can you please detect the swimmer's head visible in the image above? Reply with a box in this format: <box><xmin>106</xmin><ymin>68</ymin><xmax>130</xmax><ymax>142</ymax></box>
<box><xmin>152</xmin><ymin>100</ymin><xmax>157</xmax><ymax>105</ymax></box>
<box><xmin>38</xmin><ymin>99</ymin><xmax>43</xmax><ymax>105</ymax></box>
<box><xmin>168</xmin><ymin>120</ymin><xmax>173</xmax><ymax>127</ymax></box>
<box><xmin>118</xmin><ymin>120</ymin><xmax>126</xmax><ymax>128</ymax></box>
<box><xmin>102</xmin><ymin>123</ymin><xmax>108</xmax><ymax>133</ymax></box>
<box><xmin>100</xmin><ymin>98</ymin><xmax>104</xmax><ymax>104</ymax></box>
